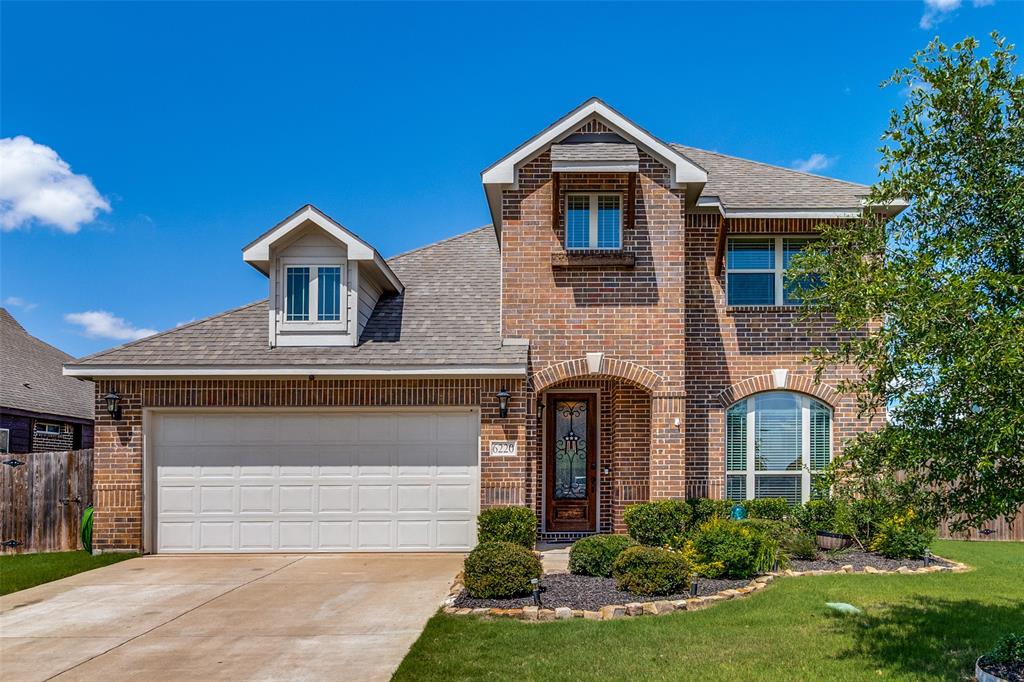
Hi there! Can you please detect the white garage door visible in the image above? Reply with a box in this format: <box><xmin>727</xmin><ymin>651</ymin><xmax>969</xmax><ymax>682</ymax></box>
<box><xmin>150</xmin><ymin>410</ymin><xmax>479</xmax><ymax>553</ymax></box>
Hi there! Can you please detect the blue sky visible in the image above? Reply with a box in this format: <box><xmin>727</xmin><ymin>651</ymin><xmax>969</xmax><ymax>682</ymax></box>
<box><xmin>2</xmin><ymin>1</ymin><xmax>1021</xmax><ymax>357</ymax></box>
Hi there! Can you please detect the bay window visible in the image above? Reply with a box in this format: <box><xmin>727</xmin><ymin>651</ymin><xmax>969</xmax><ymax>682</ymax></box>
<box><xmin>726</xmin><ymin>237</ymin><xmax>819</xmax><ymax>306</ymax></box>
<box><xmin>565</xmin><ymin>193</ymin><xmax>621</xmax><ymax>250</ymax></box>
<box><xmin>725</xmin><ymin>391</ymin><xmax>832</xmax><ymax>505</ymax></box>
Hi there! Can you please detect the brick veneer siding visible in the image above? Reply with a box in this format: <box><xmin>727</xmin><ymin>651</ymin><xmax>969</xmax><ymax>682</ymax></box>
<box><xmin>501</xmin><ymin>150</ymin><xmax>688</xmax><ymax>509</ymax></box>
<box><xmin>683</xmin><ymin>213</ymin><xmax>880</xmax><ymax>499</ymax></box>
<box><xmin>31</xmin><ymin>421</ymin><xmax>75</xmax><ymax>452</ymax></box>
<box><xmin>90</xmin><ymin>378</ymin><xmax>526</xmax><ymax>552</ymax></box>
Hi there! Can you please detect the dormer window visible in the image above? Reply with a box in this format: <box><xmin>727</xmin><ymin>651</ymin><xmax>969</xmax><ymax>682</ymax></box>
<box><xmin>566</xmin><ymin>193</ymin><xmax>621</xmax><ymax>250</ymax></box>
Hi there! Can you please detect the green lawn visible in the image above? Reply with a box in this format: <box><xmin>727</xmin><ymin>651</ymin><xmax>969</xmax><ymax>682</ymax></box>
<box><xmin>395</xmin><ymin>541</ymin><xmax>1023</xmax><ymax>681</ymax></box>
<box><xmin>0</xmin><ymin>551</ymin><xmax>139</xmax><ymax>596</ymax></box>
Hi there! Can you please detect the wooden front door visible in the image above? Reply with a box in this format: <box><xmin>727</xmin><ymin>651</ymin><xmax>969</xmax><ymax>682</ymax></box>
<box><xmin>545</xmin><ymin>394</ymin><xmax>597</xmax><ymax>532</ymax></box>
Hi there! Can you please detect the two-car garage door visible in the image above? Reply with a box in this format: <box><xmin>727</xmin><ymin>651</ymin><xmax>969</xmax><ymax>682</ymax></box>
<box><xmin>150</xmin><ymin>410</ymin><xmax>479</xmax><ymax>553</ymax></box>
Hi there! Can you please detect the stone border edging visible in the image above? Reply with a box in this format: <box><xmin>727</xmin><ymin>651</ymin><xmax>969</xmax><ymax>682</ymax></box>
<box><xmin>441</xmin><ymin>555</ymin><xmax>970</xmax><ymax>622</ymax></box>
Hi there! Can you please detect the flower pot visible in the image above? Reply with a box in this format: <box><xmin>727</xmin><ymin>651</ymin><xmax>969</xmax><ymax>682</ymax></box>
<box><xmin>976</xmin><ymin>657</ymin><xmax>1012</xmax><ymax>682</ymax></box>
<box><xmin>815</xmin><ymin>531</ymin><xmax>853</xmax><ymax>550</ymax></box>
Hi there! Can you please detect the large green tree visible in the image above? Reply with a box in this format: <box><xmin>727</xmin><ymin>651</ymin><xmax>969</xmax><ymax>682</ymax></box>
<box><xmin>790</xmin><ymin>34</ymin><xmax>1024</xmax><ymax>532</ymax></box>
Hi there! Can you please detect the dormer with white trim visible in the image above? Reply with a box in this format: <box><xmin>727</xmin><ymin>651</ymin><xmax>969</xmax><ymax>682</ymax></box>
<box><xmin>243</xmin><ymin>205</ymin><xmax>403</xmax><ymax>347</ymax></box>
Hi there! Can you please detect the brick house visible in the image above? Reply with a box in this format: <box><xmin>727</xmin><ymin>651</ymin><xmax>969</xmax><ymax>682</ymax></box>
<box><xmin>64</xmin><ymin>99</ymin><xmax>898</xmax><ymax>553</ymax></box>
<box><xmin>2</xmin><ymin>308</ymin><xmax>94</xmax><ymax>454</ymax></box>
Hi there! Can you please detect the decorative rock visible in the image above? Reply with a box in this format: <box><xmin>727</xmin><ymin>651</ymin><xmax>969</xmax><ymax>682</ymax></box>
<box><xmin>443</xmin><ymin>606</ymin><xmax>457</xmax><ymax>614</ymax></box>
<box><xmin>863</xmin><ymin>565</ymin><xmax>880</xmax><ymax>574</ymax></box>
<box><xmin>686</xmin><ymin>598</ymin><xmax>706</xmax><ymax>611</ymax></box>
<box><xmin>784</xmin><ymin>569</ymin><xmax>797</xmax><ymax>576</ymax></box>
<box><xmin>522</xmin><ymin>606</ymin><xmax>539</xmax><ymax>621</ymax></box>
<box><xmin>703</xmin><ymin>595</ymin><xmax>726</xmax><ymax>604</ymax></box>
<box><xmin>572</xmin><ymin>610</ymin><xmax>584</xmax><ymax>618</ymax></box>
<box><xmin>809</xmin><ymin>570</ymin><xmax>827</xmax><ymax>577</ymax></box>
<box><xmin>896</xmin><ymin>566</ymin><xmax>913</xmax><ymax>574</ymax></box>
<box><xmin>841</xmin><ymin>565</ymin><xmax>854</xmax><ymax>573</ymax></box>
<box><xmin>600</xmin><ymin>605</ymin><xmax>626</xmax><ymax>620</ymax></box>
<box><xmin>654</xmin><ymin>600</ymin><xmax>675</xmax><ymax>614</ymax></box>
<box><xmin>749</xmin><ymin>582</ymin><xmax>765</xmax><ymax>591</ymax></box>
<box><xmin>583</xmin><ymin>610</ymin><xmax>601</xmax><ymax>620</ymax></box>
<box><xmin>672</xmin><ymin>600</ymin><xmax>689</xmax><ymax>610</ymax></box>
<box><xmin>754</xmin><ymin>575</ymin><xmax>773</xmax><ymax>584</ymax></box>
<box><xmin>625</xmin><ymin>602</ymin><xmax>644</xmax><ymax>616</ymax></box>
<box><xmin>642</xmin><ymin>602</ymin><xmax>658</xmax><ymax>615</ymax></box>
<box><xmin>538</xmin><ymin>609</ymin><xmax>556</xmax><ymax>621</ymax></box>
<box><xmin>471</xmin><ymin>608</ymin><xmax>490</xmax><ymax>615</ymax></box>
<box><xmin>720</xmin><ymin>589</ymin><xmax>740</xmax><ymax>599</ymax></box>
<box><xmin>455</xmin><ymin>608</ymin><xmax>473</xmax><ymax>615</ymax></box>
<box><xmin>555</xmin><ymin>607</ymin><xmax>573</xmax><ymax>620</ymax></box>
<box><xmin>736</xmin><ymin>587</ymin><xmax>754</xmax><ymax>594</ymax></box>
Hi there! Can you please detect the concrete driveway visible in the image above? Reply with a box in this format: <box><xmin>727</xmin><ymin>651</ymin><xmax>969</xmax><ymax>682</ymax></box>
<box><xmin>0</xmin><ymin>553</ymin><xmax>462</xmax><ymax>682</ymax></box>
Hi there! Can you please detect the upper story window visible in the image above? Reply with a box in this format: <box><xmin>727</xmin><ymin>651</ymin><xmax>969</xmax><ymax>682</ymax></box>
<box><xmin>726</xmin><ymin>237</ymin><xmax>819</xmax><ymax>306</ymax></box>
<box><xmin>725</xmin><ymin>391</ymin><xmax>832</xmax><ymax>505</ymax></box>
<box><xmin>283</xmin><ymin>262</ymin><xmax>344</xmax><ymax>325</ymax></box>
<box><xmin>566</xmin><ymin>193</ymin><xmax>621</xmax><ymax>250</ymax></box>
<box><xmin>35</xmin><ymin>422</ymin><xmax>61</xmax><ymax>435</ymax></box>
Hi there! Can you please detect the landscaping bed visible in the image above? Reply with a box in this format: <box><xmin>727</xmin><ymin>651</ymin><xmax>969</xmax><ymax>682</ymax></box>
<box><xmin>789</xmin><ymin>549</ymin><xmax>954</xmax><ymax>573</ymax></box>
<box><xmin>453</xmin><ymin>572</ymin><xmax>749</xmax><ymax>611</ymax></box>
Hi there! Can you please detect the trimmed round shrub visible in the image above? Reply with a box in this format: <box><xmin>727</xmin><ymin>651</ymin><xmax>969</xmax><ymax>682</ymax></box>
<box><xmin>868</xmin><ymin>509</ymin><xmax>935</xmax><ymax>559</ymax></box>
<box><xmin>569</xmin><ymin>534</ymin><xmax>637</xmax><ymax>577</ymax></box>
<box><xmin>741</xmin><ymin>497</ymin><xmax>790</xmax><ymax>521</ymax></box>
<box><xmin>692</xmin><ymin>518</ymin><xmax>777</xmax><ymax>579</ymax></box>
<box><xmin>477</xmin><ymin>506</ymin><xmax>537</xmax><ymax>548</ymax></box>
<box><xmin>624</xmin><ymin>500</ymin><xmax>692</xmax><ymax>546</ymax></box>
<box><xmin>463</xmin><ymin>541</ymin><xmax>541</xmax><ymax>598</ymax></box>
<box><xmin>687</xmin><ymin>498</ymin><xmax>733</xmax><ymax>528</ymax></box>
<box><xmin>611</xmin><ymin>545</ymin><xmax>693</xmax><ymax>596</ymax></box>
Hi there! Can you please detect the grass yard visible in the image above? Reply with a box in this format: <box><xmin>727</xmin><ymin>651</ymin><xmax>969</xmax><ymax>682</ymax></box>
<box><xmin>0</xmin><ymin>551</ymin><xmax>139</xmax><ymax>596</ymax></box>
<box><xmin>395</xmin><ymin>541</ymin><xmax>1024</xmax><ymax>681</ymax></box>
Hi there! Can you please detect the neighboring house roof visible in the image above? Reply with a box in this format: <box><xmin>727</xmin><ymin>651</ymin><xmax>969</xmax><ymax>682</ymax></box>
<box><xmin>64</xmin><ymin>227</ymin><xmax>527</xmax><ymax>376</ymax></box>
<box><xmin>671</xmin><ymin>144</ymin><xmax>870</xmax><ymax>213</ymax></box>
<box><xmin>1</xmin><ymin>308</ymin><xmax>94</xmax><ymax>420</ymax></box>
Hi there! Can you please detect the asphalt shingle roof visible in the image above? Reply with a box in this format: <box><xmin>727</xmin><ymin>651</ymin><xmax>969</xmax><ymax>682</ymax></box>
<box><xmin>550</xmin><ymin>143</ymin><xmax>640</xmax><ymax>163</ymax></box>
<box><xmin>66</xmin><ymin>227</ymin><xmax>526</xmax><ymax>370</ymax></box>
<box><xmin>1</xmin><ymin>308</ymin><xmax>94</xmax><ymax>419</ymax></box>
<box><xmin>671</xmin><ymin>144</ymin><xmax>870</xmax><ymax>210</ymax></box>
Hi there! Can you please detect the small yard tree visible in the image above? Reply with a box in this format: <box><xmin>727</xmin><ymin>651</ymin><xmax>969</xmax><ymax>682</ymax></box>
<box><xmin>789</xmin><ymin>34</ymin><xmax>1024</xmax><ymax>532</ymax></box>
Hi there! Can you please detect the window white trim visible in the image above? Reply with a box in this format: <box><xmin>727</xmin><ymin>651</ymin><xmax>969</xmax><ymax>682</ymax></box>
<box><xmin>565</xmin><ymin>193</ymin><xmax>622</xmax><ymax>250</ymax></box>
<box><xmin>726</xmin><ymin>235</ymin><xmax>816</xmax><ymax>306</ymax></box>
<box><xmin>727</xmin><ymin>391</ymin><xmax>832</xmax><ymax>505</ymax></box>
<box><xmin>0</xmin><ymin>428</ymin><xmax>9</xmax><ymax>453</ymax></box>
<box><xmin>279</xmin><ymin>257</ymin><xmax>347</xmax><ymax>332</ymax></box>
<box><xmin>34</xmin><ymin>421</ymin><xmax>62</xmax><ymax>435</ymax></box>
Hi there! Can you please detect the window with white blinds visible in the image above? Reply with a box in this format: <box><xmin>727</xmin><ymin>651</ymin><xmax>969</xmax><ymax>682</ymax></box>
<box><xmin>724</xmin><ymin>391</ymin><xmax>832</xmax><ymax>504</ymax></box>
<box><xmin>727</xmin><ymin>236</ymin><xmax>820</xmax><ymax>306</ymax></box>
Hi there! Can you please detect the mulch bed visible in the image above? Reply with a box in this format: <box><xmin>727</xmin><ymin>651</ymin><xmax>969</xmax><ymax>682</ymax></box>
<box><xmin>979</xmin><ymin>660</ymin><xmax>1024</xmax><ymax>682</ymax></box>
<box><xmin>453</xmin><ymin>572</ymin><xmax>749</xmax><ymax>611</ymax></box>
<box><xmin>788</xmin><ymin>549</ymin><xmax>953</xmax><ymax>573</ymax></box>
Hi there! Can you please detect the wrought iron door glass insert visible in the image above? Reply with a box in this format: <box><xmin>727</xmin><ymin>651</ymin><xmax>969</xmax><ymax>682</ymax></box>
<box><xmin>554</xmin><ymin>400</ymin><xmax>588</xmax><ymax>499</ymax></box>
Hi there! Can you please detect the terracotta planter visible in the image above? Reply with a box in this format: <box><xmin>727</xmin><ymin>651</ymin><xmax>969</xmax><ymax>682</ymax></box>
<box><xmin>976</xmin><ymin>657</ymin><xmax>1012</xmax><ymax>682</ymax></box>
<box><xmin>815</xmin><ymin>531</ymin><xmax>853</xmax><ymax>550</ymax></box>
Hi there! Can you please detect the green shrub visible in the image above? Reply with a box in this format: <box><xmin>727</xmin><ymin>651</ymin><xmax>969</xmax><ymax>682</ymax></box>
<box><xmin>687</xmin><ymin>498</ymin><xmax>733</xmax><ymax>528</ymax></box>
<box><xmin>849</xmin><ymin>498</ymin><xmax>889</xmax><ymax>542</ymax></box>
<box><xmin>463</xmin><ymin>541</ymin><xmax>541</xmax><ymax>598</ymax></box>
<box><xmin>794</xmin><ymin>499</ymin><xmax>836</xmax><ymax>534</ymax></box>
<box><xmin>983</xmin><ymin>633</ymin><xmax>1024</xmax><ymax>665</ymax></box>
<box><xmin>624</xmin><ymin>500</ymin><xmax>692</xmax><ymax>546</ymax></box>
<box><xmin>741</xmin><ymin>497</ymin><xmax>791</xmax><ymax>521</ymax></box>
<box><xmin>781</xmin><ymin>530</ymin><xmax>819</xmax><ymax>560</ymax></box>
<box><xmin>569</xmin><ymin>534</ymin><xmax>637</xmax><ymax>577</ymax></box>
<box><xmin>868</xmin><ymin>509</ymin><xmax>935</xmax><ymax>559</ymax></box>
<box><xmin>692</xmin><ymin>518</ymin><xmax>778</xmax><ymax>579</ymax></box>
<box><xmin>737</xmin><ymin>518</ymin><xmax>790</xmax><ymax>543</ymax></box>
<box><xmin>611</xmin><ymin>545</ymin><xmax>693</xmax><ymax>596</ymax></box>
<box><xmin>477</xmin><ymin>506</ymin><xmax>537</xmax><ymax>548</ymax></box>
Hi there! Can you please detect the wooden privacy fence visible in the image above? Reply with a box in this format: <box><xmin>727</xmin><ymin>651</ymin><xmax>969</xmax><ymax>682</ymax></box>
<box><xmin>0</xmin><ymin>449</ymin><xmax>94</xmax><ymax>554</ymax></box>
<box><xmin>937</xmin><ymin>508</ymin><xmax>1024</xmax><ymax>541</ymax></box>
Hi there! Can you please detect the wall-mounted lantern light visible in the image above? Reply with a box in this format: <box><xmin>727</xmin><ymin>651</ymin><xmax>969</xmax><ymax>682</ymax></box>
<box><xmin>496</xmin><ymin>388</ymin><xmax>511</xmax><ymax>418</ymax></box>
<box><xmin>537</xmin><ymin>399</ymin><xmax>545</xmax><ymax>423</ymax></box>
<box><xmin>104</xmin><ymin>389</ymin><xmax>122</xmax><ymax>420</ymax></box>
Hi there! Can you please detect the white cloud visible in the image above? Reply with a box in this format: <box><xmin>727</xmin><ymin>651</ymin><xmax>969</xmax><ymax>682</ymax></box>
<box><xmin>3</xmin><ymin>296</ymin><xmax>38</xmax><ymax>311</ymax></box>
<box><xmin>792</xmin><ymin>153</ymin><xmax>837</xmax><ymax>174</ymax></box>
<box><xmin>0</xmin><ymin>136</ymin><xmax>110</xmax><ymax>233</ymax></box>
<box><xmin>65</xmin><ymin>311</ymin><xmax>157</xmax><ymax>341</ymax></box>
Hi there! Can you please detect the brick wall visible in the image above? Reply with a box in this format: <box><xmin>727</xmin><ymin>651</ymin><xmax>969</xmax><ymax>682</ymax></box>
<box><xmin>90</xmin><ymin>378</ymin><xmax>526</xmax><ymax>552</ymax></box>
<box><xmin>32</xmin><ymin>422</ymin><xmax>75</xmax><ymax>452</ymax></box>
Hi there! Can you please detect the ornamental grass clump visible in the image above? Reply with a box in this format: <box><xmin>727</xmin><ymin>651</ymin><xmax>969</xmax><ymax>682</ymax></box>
<box><xmin>463</xmin><ymin>541</ymin><xmax>541</xmax><ymax>599</ymax></box>
<box><xmin>611</xmin><ymin>545</ymin><xmax>693</xmax><ymax>596</ymax></box>
<box><xmin>568</xmin><ymin>534</ymin><xmax>637</xmax><ymax>578</ymax></box>
<box><xmin>476</xmin><ymin>506</ymin><xmax>537</xmax><ymax>548</ymax></box>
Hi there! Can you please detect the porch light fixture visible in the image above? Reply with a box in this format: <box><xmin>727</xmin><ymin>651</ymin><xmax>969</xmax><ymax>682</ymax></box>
<box><xmin>496</xmin><ymin>388</ymin><xmax>511</xmax><ymax>418</ymax></box>
<box><xmin>104</xmin><ymin>389</ymin><xmax>122</xmax><ymax>420</ymax></box>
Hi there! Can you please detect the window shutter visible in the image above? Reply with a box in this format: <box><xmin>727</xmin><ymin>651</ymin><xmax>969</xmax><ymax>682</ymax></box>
<box><xmin>726</xmin><ymin>401</ymin><xmax>747</xmax><ymax>471</ymax></box>
<box><xmin>810</xmin><ymin>401</ymin><xmax>831</xmax><ymax>470</ymax></box>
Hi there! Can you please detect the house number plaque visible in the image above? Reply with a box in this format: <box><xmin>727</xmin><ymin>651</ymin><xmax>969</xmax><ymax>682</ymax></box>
<box><xmin>489</xmin><ymin>441</ymin><xmax>517</xmax><ymax>457</ymax></box>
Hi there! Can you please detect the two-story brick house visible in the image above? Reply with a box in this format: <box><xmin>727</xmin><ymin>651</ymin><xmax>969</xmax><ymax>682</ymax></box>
<box><xmin>65</xmin><ymin>99</ymin><xmax>896</xmax><ymax>553</ymax></box>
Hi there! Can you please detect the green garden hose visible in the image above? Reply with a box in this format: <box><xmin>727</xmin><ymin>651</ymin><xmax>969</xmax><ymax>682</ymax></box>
<box><xmin>81</xmin><ymin>506</ymin><xmax>93</xmax><ymax>553</ymax></box>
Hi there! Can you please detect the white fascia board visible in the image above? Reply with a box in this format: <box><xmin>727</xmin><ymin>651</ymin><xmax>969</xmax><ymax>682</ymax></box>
<box><xmin>63</xmin><ymin>364</ymin><xmax>527</xmax><ymax>378</ymax></box>
<box><xmin>244</xmin><ymin>206</ymin><xmax>376</xmax><ymax>263</ymax></box>
<box><xmin>481</xmin><ymin>99</ymin><xmax>707</xmax><ymax>188</ymax></box>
